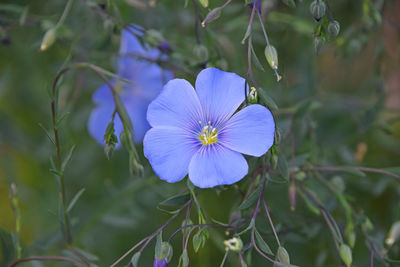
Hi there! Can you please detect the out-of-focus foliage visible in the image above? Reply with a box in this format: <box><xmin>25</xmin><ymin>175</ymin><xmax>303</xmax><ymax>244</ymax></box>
<box><xmin>0</xmin><ymin>0</ymin><xmax>400</xmax><ymax>266</ymax></box>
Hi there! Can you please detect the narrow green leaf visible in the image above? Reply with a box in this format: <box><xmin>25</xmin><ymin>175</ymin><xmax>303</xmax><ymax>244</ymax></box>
<box><xmin>239</xmin><ymin>186</ymin><xmax>261</xmax><ymax>210</ymax></box>
<box><xmin>159</xmin><ymin>193</ymin><xmax>190</xmax><ymax>207</ymax></box>
<box><xmin>277</xmin><ymin>154</ymin><xmax>289</xmax><ymax>181</ymax></box>
<box><xmin>251</xmin><ymin>46</ymin><xmax>265</xmax><ymax>72</ymax></box>
<box><xmin>238</xmin><ymin>219</ymin><xmax>255</xmax><ymax>236</ymax></box>
<box><xmin>254</xmin><ymin>229</ymin><xmax>273</xmax><ymax>255</ymax></box>
<box><xmin>61</xmin><ymin>145</ymin><xmax>76</xmax><ymax>171</ymax></box>
<box><xmin>55</xmin><ymin>112</ymin><xmax>70</xmax><ymax>129</ymax></box>
<box><xmin>241</xmin><ymin>23</ymin><xmax>251</xmax><ymax>44</ymax></box>
<box><xmin>39</xmin><ymin>123</ymin><xmax>55</xmax><ymax>145</ymax></box>
<box><xmin>257</xmin><ymin>88</ymin><xmax>278</xmax><ymax>111</ymax></box>
<box><xmin>66</xmin><ymin>188</ymin><xmax>86</xmax><ymax>213</ymax></box>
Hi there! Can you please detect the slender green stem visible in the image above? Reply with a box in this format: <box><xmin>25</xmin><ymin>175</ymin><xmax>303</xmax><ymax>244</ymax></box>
<box><xmin>219</xmin><ymin>250</ymin><xmax>229</xmax><ymax>267</ymax></box>
<box><xmin>300</xmin><ymin>166</ymin><xmax>400</xmax><ymax>180</ymax></box>
<box><xmin>55</xmin><ymin>0</ymin><xmax>75</xmax><ymax>28</ymax></box>
<box><xmin>9</xmin><ymin>256</ymin><xmax>85</xmax><ymax>267</ymax></box>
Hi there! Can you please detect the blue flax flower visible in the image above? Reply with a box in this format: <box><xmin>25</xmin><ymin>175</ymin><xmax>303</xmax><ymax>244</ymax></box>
<box><xmin>144</xmin><ymin>68</ymin><xmax>275</xmax><ymax>188</ymax></box>
<box><xmin>88</xmin><ymin>26</ymin><xmax>172</xmax><ymax>144</ymax></box>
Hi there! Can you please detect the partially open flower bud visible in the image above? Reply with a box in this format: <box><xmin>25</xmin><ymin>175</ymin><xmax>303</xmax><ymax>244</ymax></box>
<box><xmin>386</xmin><ymin>221</ymin><xmax>400</xmax><ymax>246</ymax></box>
<box><xmin>160</xmin><ymin>242</ymin><xmax>173</xmax><ymax>263</ymax></box>
<box><xmin>201</xmin><ymin>7</ymin><xmax>222</xmax><ymax>27</ymax></box>
<box><xmin>310</xmin><ymin>0</ymin><xmax>326</xmax><ymax>21</ymax></box>
<box><xmin>40</xmin><ymin>27</ymin><xmax>57</xmax><ymax>51</ymax></box>
<box><xmin>264</xmin><ymin>45</ymin><xmax>282</xmax><ymax>82</ymax></box>
<box><xmin>339</xmin><ymin>244</ymin><xmax>352</xmax><ymax>267</ymax></box>
<box><xmin>328</xmin><ymin>20</ymin><xmax>340</xmax><ymax>38</ymax></box>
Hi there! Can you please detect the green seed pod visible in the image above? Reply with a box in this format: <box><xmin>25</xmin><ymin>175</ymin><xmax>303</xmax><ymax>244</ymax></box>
<box><xmin>328</xmin><ymin>20</ymin><xmax>340</xmax><ymax>38</ymax></box>
<box><xmin>264</xmin><ymin>45</ymin><xmax>278</xmax><ymax>70</ymax></box>
<box><xmin>339</xmin><ymin>244</ymin><xmax>352</xmax><ymax>267</ymax></box>
<box><xmin>145</xmin><ymin>29</ymin><xmax>165</xmax><ymax>47</ymax></box>
<box><xmin>201</xmin><ymin>7</ymin><xmax>222</xmax><ymax>27</ymax></box>
<box><xmin>310</xmin><ymin>0</ymin><xmax>326</xmax><ymax>21</ymax></box>
<box><xmin>193</xmin><ymin>44</ymin><xmax>209</xmax><ymax>62</ymax></box>
<box><xmin>276</xmin><ymin>246</ymin><xmax>290</xmax><ymax>264</ymax></box>
<box><xmin>40</xmin><ymin>27</ymin><xmax>57</xmax><ymax>51</ymax></box>
<box><xmin>386</xmin><ymin>221</ymin><xmax>400</xmax><ymax>246</ymax></box>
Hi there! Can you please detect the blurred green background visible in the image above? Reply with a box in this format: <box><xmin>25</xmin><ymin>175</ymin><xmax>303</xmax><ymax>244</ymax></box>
<box><xmin>1</xmin><ymin>0</ymin><xmax>400</xmax><ymax>266</ymax></box>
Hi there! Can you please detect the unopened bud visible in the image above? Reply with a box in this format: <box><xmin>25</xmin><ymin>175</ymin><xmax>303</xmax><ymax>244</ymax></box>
<box><xmin>264</xmin><ymin>45</ymin><xmax>282</xmax><ymax>82</ymax></box>
<box><xmin>386</xmin><ymin>221</ymin><xmax>400</xmax><ymax>246</ymax></box>
<box><xmin>248</xmin><ymin>87</ymin><xmax>258</xmax><ymax>104</ymax></box>
<box><xmin>145</xmin><ymin>29</ymin><xmax>165</xmax><ymax>47</ymax></box>
<box><xmin>310</xmin><ymin>0</ymin><xmax>326</xmax><ymax>21</ymax></box>
<box><xmin>224</xmin><ymin>237</ymin><xmax>243</xmax><ymax>252</ymax></box>
<box><xmin>339</xmin><ymin>244</ymin><xmax>352</xmax><ymax>267</ymax></box>
<box><xmin>201</xmin><ymin>7</ymin><xmax>222</xmax><ymax>27</ymax></box>
<box><xmin>199</xmin><ymin>0</ymin><xmax>208</xmax><ymax>8</ymax></box>
<box><xmin>331</xmin><ymin>176</ymin><xmax>345</xmax><ymax>193</ymax></box>
<box><xmin>347</xmin><ymin>231</ymin><xmax>356</xmax><ymax>248</ymax></box>
<box><xmin>40</xmin><ymin>27</ymin><xmax>57</xmax><ymax>51</ymax></box>
<box><xmin>193</xmin><ymin>44</ymin><xmax>209</xmax><ymax>62</ymax></box>
<box><xmin>288</xmin><ymin>183</ymin><xmax>297</xmax><ymax>211</ymax></box>
<box><xmin>328</xmin><ymin>20</ymin><xmax>340</xmax><ymax>38</ymax></box>
<box><xmin>276</xmin><ymin>246</ymin><xmax>290</xmax><ymax>264</ymax></box>
<box><xmin>153</xmin><ymin>258</ymin><xmax>167</xmax><ymax>267</ymax></box>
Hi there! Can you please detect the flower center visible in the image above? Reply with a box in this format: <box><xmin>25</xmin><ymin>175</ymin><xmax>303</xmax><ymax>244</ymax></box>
<box><xmin>198</xmin><ymin>121</ymin><xmax>218</xmax><ymax>146</ymax></box>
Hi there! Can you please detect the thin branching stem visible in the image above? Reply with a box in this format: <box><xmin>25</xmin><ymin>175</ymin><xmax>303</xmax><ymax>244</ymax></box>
<box><xmin>9</xmin><ymin>256</ymin><xmax>85</xmax><ymax>267</ymax></box>
<box><xmin>262</xmin><ymin>199</ymin><xmax>281</xmax><ymax>247</ymax></box>
<box><xmin>300</xmin><ymin>166</ymin><xmax>400</xmax><ymax>180</ymax></box>
<box><xmin>110</xmin><ymin>200</ymin><xmax>192</xmax><ymax>267</ymax></box>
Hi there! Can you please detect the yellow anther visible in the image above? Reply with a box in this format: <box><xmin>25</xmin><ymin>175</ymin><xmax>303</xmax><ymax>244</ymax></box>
<box><xmin>198</xmin><ymin>122</ymin><xmax>218</xmax><ymax>146</ymax></box>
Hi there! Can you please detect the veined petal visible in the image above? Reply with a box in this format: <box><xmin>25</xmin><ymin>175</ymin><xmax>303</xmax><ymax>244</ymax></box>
<box><xmin>144</xmin><ymin>127</ymin><xmax>200</xmax><ymax>183</ymax></box>
<box><xmin>147</xmin><ymin>79</ymin><xmax>203</xmax><ymax>130</ymax></box>
<box><xmin>188</xmin><ymin>145</ymin><xmax>248</xmax><ymax>188</ymax></box>
<box><xmin>88</xmin><ymin>104</ymin><xmax>123</xmax><ymax>145</ymax></box>
<box><xmin>219</xmin><ymin>104</ymin><xmax>275</xmax><ymax>157</ymax></box>
<box><xmin>195</xmin><ymin>68</ymin><xmax>248</xmax><ymax>125</ymax></box>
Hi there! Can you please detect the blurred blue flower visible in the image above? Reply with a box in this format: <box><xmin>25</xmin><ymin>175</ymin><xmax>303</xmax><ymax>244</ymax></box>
<box><xmin>153</xmin><ymin>258</ymin><xmax>167</xmax><ymax>267</ymax></box>
<box><xmin>88</xmin><ymin>25</ymin><xmax>173</xmax><ymax>144</ymax></box>
<box><xmin>144</xmin><ymin>68</ymin><xmax>275</xmax><ymax>188</ymax></box>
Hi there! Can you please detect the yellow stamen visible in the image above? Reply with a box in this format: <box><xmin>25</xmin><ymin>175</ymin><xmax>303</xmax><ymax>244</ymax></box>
<box><xmin>198</xmin><ymin>121</ymin><xmax>218</xmax><ymax>146</ymax></box>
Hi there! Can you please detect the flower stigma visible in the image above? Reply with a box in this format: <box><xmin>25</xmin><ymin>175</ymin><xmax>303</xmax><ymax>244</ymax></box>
<box><xmin>198</xmin><ymin>121</ymin><xmax>218</xmax><ymax>146</ymax></box>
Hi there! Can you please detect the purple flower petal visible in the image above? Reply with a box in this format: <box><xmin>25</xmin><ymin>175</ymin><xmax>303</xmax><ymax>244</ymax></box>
<box><xmin>147</xmin><ymin>79</ymin><xmax>203</xmax><ymax>130</ymax></box>
<box><xmin>219</xmin><ymin>104</ymin><xmax>275</xmax><ymax>157</ymax></box>
<box><xmin>195</xmin><ymin>68</ymin><xmax>248</xmax><ymax>125</ymax></box>
<box><xmin>88</xmin><ymin>104</ymin><xmax>123</xmax><ymax>145</ymax></box>
<box><xmin>188</xmin><ymin>145</ymin><xmax>248</xmax><ymax>188</ymax></box>
<box><xmin>144</xmin><ymin>127</ymin><xmax>200</xmax><ymax>183</ymax></box>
